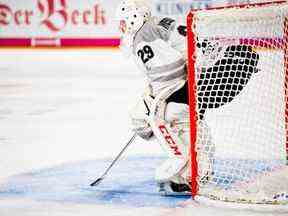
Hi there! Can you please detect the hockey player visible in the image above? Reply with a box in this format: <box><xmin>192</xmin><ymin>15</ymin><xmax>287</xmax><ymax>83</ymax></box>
<box><xmin>115</xmin><ymin>0</ymin><xmax>260</xmax><ymax>195</ymax></box>
<box><xmin>115</xmin><ymin>0</ymin><xmax>192</xmax><ymax>194</ymax></box>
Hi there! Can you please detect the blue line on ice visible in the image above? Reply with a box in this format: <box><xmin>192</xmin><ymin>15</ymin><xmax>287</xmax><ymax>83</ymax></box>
<box><xmin>0</xmin><ymin>156</ymin><xmax>190</xmax><ymax>208</ymax></box>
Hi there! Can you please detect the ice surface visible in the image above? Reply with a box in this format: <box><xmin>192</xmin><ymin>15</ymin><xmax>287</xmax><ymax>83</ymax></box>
<box><xmin>0</xmin><ymin>49</ymin><xmax>163</xmax><ymax>179</ymax></box>
<box><xmin>0</xmin><ymin>49</ymin><xmax>286</xmax><ymax>216</ymax></box>
<box><xmin>1</xmin><ymin>156</ymin><xmax>286</xmax><ymax>216</ymax></box>
<box><xmin>0</xmin><ymin>156</ymin><xmax>190</xmax><ymax>208</ymax></box>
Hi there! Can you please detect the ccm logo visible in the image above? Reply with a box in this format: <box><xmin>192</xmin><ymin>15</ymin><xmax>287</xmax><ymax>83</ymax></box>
<box><xmin>159</xmin><ymin>125</ymin><xmax>182</xmax><ymax>156</ymax></box>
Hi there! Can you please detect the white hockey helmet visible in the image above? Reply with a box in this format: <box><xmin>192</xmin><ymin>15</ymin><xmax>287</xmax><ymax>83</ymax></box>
<box><xmin>115</xmin><ymin>0</ymin><xmax>152</xmax><ymax>36</ymax></box>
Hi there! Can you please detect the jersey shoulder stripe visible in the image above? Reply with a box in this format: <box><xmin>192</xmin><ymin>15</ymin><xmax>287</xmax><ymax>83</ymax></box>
<box><xmin>158</xmin><ymin>17</ymin><xmax>175</xmax><ymax>30</ymax></box>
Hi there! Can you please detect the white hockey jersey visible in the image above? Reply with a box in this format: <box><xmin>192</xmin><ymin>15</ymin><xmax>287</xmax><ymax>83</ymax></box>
<box><xmin>132</xmin><ymin>17</ymin><xmax>187</xmax><ymax>96</ymax></box>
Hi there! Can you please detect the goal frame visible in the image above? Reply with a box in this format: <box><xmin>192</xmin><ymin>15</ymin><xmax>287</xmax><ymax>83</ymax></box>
<box><xmin>187</xmin><ymin>0</ymin><xmax>288</xmax><ymax>200</ymax></box>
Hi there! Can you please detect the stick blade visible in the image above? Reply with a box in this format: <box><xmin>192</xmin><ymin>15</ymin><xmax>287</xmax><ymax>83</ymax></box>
<box><xmin>90</xmin><ymin>178</ymin><xmax>103</xmax><ymax>187</ymax></box>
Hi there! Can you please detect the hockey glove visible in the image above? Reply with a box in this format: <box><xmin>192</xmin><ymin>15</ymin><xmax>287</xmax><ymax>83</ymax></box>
<box><xmin>177</xmin><ymin>25</ymin><xmax>187</xmax><ymax>37</ymax></box>
<box><xmin>129</xmin><ymin>95</ymin><xmax>154</xmax><ymax>140</ymax></box>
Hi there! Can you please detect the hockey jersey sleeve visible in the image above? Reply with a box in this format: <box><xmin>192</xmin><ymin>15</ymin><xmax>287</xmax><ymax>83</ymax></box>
<box><xmin>156</xmin><ymin>18</ymin><xmax>187</xmax><ymax>60</ymax></box>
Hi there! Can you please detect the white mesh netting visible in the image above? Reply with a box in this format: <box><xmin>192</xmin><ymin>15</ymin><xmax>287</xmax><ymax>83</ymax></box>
<box><xmin>188</xmin><ymin>2</ymin><xmax>288</xmax><ymax>206</ymax></box>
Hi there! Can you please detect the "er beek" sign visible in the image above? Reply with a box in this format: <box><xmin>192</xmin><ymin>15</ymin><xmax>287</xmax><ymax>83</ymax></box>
<box><xmin>0</xmin><ymin>0</ymin><xmax>120</xmax><ymax>47</ymax></box>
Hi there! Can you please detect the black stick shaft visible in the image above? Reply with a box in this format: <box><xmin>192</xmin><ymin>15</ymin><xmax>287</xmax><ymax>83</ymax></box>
<box><xmin>90</xmin><ymin>133</ymin><xmax>137</xmax><ymax>187</ymax></box>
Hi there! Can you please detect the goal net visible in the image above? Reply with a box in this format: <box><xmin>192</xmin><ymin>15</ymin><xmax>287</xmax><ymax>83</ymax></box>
<box><xmin>187</xmin><ymin>1</ymin><xmax>288</xmax><ymax>208</ymax></box>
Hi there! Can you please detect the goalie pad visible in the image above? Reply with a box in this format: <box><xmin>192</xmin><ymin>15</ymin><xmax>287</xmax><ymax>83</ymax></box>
<box><xmin>154</xmin><ymin>116</ymin><xmax>214</xmax><ymax>186</ymax></box>
<box><xmin>147</xmin><ymin>81</ymin><xmax>215</xmax><ymax>186</ymax></box>
<box><xmin>155</xmin><ymin>157</ymin><xmax>190</xmax><ymax>185</ymax></box>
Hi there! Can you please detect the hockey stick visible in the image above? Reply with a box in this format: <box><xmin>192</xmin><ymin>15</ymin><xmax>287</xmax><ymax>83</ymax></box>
<box><xmin>90</xmin><ymin>132</ymin><xmax>137</xmax><ymax>187</ymax></box>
